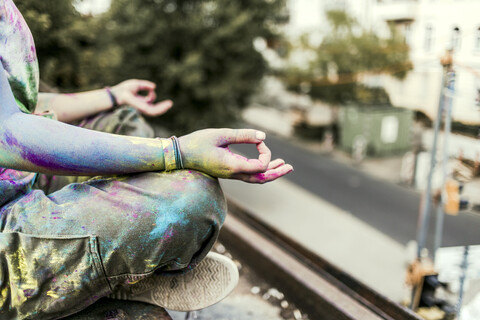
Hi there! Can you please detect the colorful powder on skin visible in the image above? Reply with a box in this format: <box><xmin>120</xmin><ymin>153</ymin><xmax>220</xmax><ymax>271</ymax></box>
<box><xmin>0</xmin><ymin>0</ymin><xmax>39</xmax><ymax>113</ymax></box>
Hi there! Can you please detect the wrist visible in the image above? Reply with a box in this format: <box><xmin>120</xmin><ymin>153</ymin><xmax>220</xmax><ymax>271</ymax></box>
<box><xmin>159</xmin><ymin>136</ymin><xmax>185</xmax><ymax>171</ymax></box>
<box><xmin>105</xmin><ymin>86</ymin><xmax>120</xmax><ymax>109</ymax></box>
<box><xmin>178</xmin><ymin>135</ymin><xmax>195</xmax><ymax>170</ymax></box>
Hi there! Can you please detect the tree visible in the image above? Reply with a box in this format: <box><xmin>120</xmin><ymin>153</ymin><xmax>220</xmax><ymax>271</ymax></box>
<box><xmin>15</xmin><ymin>0</ymin><xmax>95</xmax><ymax>88</ymax></box>
<box><xmin>17</xmin><ymin>0</ymin><xmax>287</xmax><ymax>133</ymax></box>
<box><xmin>98</xmin><ymin>0</ymin><xmax>287</xmax><ymax>133</ymax></box>
<box><xmin>284</xmin><ymin>10</ymin><xmax>412</xmax><ymax>105</ymax></box>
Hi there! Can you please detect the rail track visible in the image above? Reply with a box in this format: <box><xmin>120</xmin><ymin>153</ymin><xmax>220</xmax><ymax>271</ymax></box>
<box><xmin>220</xmin><ymin>199</ymin><xmax>423</xmax><ymax>320</ymax></box>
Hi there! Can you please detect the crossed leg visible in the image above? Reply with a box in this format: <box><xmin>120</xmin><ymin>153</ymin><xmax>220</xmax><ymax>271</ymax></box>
<box><xmin>0</xmin><ymin>169</ymin><xmax>226</xmax><ymax>319</ymax></box>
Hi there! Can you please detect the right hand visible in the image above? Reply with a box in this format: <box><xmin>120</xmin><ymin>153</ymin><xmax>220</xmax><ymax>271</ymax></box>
<box><xmin>179</xmin><ymin>129</ymin><xmax>293</xmax><ymax>183</ymax></box>
<box><xmin>111</xmin><ymin>79</ymin><xmax>173</xmax><ymax>117</ymax></box>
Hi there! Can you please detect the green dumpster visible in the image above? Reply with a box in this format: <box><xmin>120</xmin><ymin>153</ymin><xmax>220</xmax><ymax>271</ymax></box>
<box><xmin>338</xmin><ymin>105</ymin><xmax>413</xmax><ymax>157</ymax></box>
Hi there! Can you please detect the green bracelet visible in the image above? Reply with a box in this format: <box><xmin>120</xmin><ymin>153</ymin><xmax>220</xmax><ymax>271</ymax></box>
<box><xmin>160</xmin><ymin>138</ymin><xmax>177</xmax><ymax>171</ymax></box>
<box><xmin>159</xmin><ymin>136</ymin><xmax>184</xmax><ymax>171</ymax></box>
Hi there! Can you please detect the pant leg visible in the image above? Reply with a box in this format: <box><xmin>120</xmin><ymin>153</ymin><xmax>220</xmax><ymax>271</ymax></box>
<box><xmin>0</xmin><ymin>170</ymin><xmax>227</xmax><ymax>319</ymax></box>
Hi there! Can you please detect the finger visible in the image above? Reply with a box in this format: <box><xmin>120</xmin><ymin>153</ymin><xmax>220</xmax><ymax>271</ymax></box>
<box><xmin>233</xmin><ymin>163</ymin><xmax>293</xmax><ymax>184</ymax></box>
<box><xmin>259</xmin><ymin>164</ymin><xmax>293</xmax><ymax>183</ymax></box>
<box><xmin>143</xmin><ymin>99</ymin><xmax>173</xmax><ymax>116</ymax></box>
<box><xmin>132</xmin><ymin>80</ymin><xmax>156</xmax><ymax>103</ymax></box>
<box><xmin>123</xmin><ymin>94</ymin><xmax>155</xmax><ymax>115</ymax></box>
<box><xmin>135</xmin><ymin>80</ymin><xmax>156</xmax><ymax>91</ymax></box>
<box><xmin>143</xmin><ymin>89</ymin><xmax>156</xmax><ymax>104</ymax></box>
<box><xmin>219</xmin><ymin>129</ymin><xmax>266</xmax><ymax>146</ymax></box>
<box><xmin>256</xmin><ymin>141</ymin><xmax>271</xmax><ymax>170</ymax></box>
<box><xmin>227</xmin><ymin>141</ymin><xmax>270</xmax><ymax>174</ymax></box>
<box><xmin>267</xmin><ymin>158</ymin><xmax>285</xmax><ymax>170</ymax></box>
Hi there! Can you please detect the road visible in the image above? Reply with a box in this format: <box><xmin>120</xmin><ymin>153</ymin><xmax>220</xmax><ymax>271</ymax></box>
<box><xmin>231</xmin><ymin>133</ymin><xmax>480</xmax><ymax>248</ymax></box>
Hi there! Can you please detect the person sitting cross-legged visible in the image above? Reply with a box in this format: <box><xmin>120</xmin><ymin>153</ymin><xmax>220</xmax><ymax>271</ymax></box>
<box><xmin>0</xmin><ymin>0</ymin><xmax>293</xmax><ymax>319</ymax></box>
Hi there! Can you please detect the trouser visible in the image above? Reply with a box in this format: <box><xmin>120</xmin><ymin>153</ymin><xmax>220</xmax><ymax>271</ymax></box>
<box><xmin>0</xmin><ymin>107</ymin><xmax>227</xmax><ymax>319</ymax></box>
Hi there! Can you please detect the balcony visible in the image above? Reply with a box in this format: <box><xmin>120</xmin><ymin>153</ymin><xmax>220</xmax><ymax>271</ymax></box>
<box><xmin>375</xmin><ymin>0</ymin><xmax>419</xmax><ymax>22</ymax></box>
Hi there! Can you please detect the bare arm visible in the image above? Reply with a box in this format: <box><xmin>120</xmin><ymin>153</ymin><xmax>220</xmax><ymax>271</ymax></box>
<box><xmin>35</xmin><ymin>79</ymin><xmax>173</xmax><ymax>123</ymax></box>
<box><xmin>1</xmin><ymin>69</ymin><xmax>166</xmax><ymax>175</ymax></box>
<box><xmin>1</xmin><ymin>64</ymin><xmax>293</xmax><ymax>182</ymax></box>
<box><xmin>35</xmin><ymin>90</ymin><xmax>113</xmax><ymax>123</ymax></box>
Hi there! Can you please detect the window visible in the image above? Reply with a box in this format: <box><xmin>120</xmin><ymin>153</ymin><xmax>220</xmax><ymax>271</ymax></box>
<box><xmin>475</xmin><ymin>27</ymin><xmax>480</xmax><ymax>52</ymax></box>
<box><xmin>424</xmin><ymin>24</ymin><xmax>434</xmax><ymax>52</ymax></box>
<box><xmin>476</xmin><ymin>79</ymin><xmax>480</xmax><ymax>107</ymax></box>
<box><xmin>404</xmin><ymin>23</ymin><xmax>412</xmax><ymax>45</ymax></box>
<box><xmin>476</xmin><ymin>88</ymin><xmax>480</xmax><ymax>107</ymax></box>
<box><xmin>451</xmin><ymin>27</ymin><xmax>461</xmax><ymax>51</ymax></box>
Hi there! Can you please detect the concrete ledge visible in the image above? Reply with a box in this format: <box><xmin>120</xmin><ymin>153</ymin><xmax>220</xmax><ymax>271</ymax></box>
<box><xmin>220</xmin><ymin>213</ymin><xmax>386</xmax><ymax>320</ymax></box>
<box><xmin>220</xmin><ymin>200</ymin><xmax>423</xmax><ymax>320</ymax></box>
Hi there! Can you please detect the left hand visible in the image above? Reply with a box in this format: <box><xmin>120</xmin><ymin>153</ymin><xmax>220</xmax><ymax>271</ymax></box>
<box><xmin>111</xmin><ymin>79</ymin><xmax>173</xmax><ymax>117</ymax></box>
<box><xmin>179</xmin><ymin>129</ymin><xmax>293</xmax><ymax>183</ymax></box>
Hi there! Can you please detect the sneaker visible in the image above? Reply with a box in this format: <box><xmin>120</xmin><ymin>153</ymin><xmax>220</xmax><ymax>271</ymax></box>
<box><xmin>109</xmin><ymin>252</ymin><xmax>239</xmax><ymax>312</ymax></box>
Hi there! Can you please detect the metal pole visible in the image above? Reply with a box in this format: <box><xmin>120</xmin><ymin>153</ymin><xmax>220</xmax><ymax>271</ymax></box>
<box><xmin>433</xmin><ymin>69</ymin><xmax>455</xmax><ymax>262</ymax></box>
<box><xmin>416</xmin><ymin>69</ymin><xmax>446</xmax><ymax>259</ymax></box>
<box><xmin>456</xmin><ymin>246</ymin><xmax>469</xmax><ymax>319</ymax></box>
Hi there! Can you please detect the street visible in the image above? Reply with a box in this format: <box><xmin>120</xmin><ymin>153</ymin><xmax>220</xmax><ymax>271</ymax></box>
<box><xmin>231</xmin><ymin>133</ymin><xmax>480</xmax><ymax>249</ymax></box>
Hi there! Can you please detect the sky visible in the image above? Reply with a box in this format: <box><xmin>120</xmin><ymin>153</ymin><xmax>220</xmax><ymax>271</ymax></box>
<box><xmin>74</xmin><ymin>0</ymin><xmax>111</xmax><ymax>15</ymax></box>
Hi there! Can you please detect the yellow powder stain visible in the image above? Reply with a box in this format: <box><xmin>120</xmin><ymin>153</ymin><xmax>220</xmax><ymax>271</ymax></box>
<box><xmin>127</xmin><ymin>279</ymin><xmax>143</xmax><ymax>285</ymax></box>
<box><xmin>8</xmin><ymin>248</ymin><xmax>38</xmax><ymax>304</ymax></box>
<box><xmin>46</xmin><ymin>290</ymin><xmax>60</xmax><ymax>299</ymax></box>
<box><xmin>0</xmin><ymin>286</ymin><xmax>10</xmax><ymax>308</ymax></box>
<box><xmin>125</xmin><ymin>136</ymin><xmax>160</xmax><ymax>148</ymax></box>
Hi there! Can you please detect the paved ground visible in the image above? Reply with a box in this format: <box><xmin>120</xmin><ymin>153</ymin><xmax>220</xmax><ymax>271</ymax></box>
<box><xmin>168</xmin><ymin>243</ymin><xmax>307</xmax><ymax>320</ymax></box>
<box><xmin>220</xmin><ymin>176</ymin><xmax>411</xmax><ymax>303</ymax></box>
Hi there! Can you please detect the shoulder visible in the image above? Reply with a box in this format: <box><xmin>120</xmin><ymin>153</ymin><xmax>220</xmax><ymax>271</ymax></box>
<box><xmin>0</xmin><ymin>0</ymin><xmax>16</xmax><ymax>38</ymax></box>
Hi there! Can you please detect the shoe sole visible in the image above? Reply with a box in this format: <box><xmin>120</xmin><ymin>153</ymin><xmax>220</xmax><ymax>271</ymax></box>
<box><xmin>112</xmin><ymin>252</ymin><xmax>239</xmax><ymax>312</ymax></box>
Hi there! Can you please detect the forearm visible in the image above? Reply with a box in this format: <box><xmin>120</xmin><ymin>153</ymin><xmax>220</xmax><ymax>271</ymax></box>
<box><xmin>0</xmin><ymin>112</ymin><xmax>166</xmax><ymax>175</ymax></box>
<box><xmin>35</xmin><ymin>89</ymin><xmax>114</xmax><ymax>123</ymax></box>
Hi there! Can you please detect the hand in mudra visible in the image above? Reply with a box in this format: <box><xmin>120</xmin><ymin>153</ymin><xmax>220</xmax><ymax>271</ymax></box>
<box><xmin>179</xmin><ymin>129</ymin><xmax>293</xmax><ymax>183</ymax></box>
<box><xmin>112</xmin><ymin>79</ymin><xmax>173</xmax><ymax>117</ymax></box>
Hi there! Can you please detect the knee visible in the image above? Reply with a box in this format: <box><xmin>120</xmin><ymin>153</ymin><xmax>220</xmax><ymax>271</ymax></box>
<box><xmin>135</xmin><ymin>170</ymin><xmax>226</xmax><ymax>272</ymax></box>
<box><xmin>182</xmin><ymin>170</ymin><xmax>227</xmax><ymax>224</ymax></box>
<box><xmin>136</xmin><ymin>169</ymin><xmax>227</xmax><ymax>224</ymax></box>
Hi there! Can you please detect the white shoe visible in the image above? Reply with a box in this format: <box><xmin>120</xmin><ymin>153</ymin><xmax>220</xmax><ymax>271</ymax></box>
<box><xmin>109</xmin><ymin>252</ymin><xmax>239</xmax><ymax>312</ymax></box>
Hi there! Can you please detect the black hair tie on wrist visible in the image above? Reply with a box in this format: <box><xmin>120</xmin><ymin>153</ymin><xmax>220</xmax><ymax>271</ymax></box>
<box><xmin>105</xmin><ymin>87</ymin><xmax>119</xmax><ymax>109</ymax></box>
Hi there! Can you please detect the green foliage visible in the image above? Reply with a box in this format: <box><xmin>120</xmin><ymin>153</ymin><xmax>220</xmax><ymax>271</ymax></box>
<box><xmin>15</xmin><ymin>0</ymin><xmax>93</xmax><ymax>88</ymax></box>
<box><xmin>17</xmin><ymin>0</ymin><xmax>286</xmax><ymax>133</ymax></box>
<box><xmin>99</xmin><ymin>0</ymin><xmax>286</xmax><ymax>133</ymax></box>
<box><xmin>284</xmin><ymin>9</ymin><xmax>412</xmax><ymax>106</ymax></box>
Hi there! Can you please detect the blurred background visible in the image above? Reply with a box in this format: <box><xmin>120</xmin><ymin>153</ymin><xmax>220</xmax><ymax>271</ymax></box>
<box><xmin>15</xmin><ymin>0</ymin><xmax>480</xmax><ymax>318</ymax></box>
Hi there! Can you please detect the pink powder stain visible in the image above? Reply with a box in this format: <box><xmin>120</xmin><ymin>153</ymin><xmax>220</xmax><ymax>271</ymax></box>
<box><xmin>162</xmin><ymin>228</ymin><xmax>174</xmax><ymax>241</ymax></box>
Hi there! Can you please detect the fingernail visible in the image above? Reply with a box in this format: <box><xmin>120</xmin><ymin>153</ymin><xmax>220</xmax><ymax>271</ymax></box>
<box><xmin>256</xmin><ymin>131</ymin><xmax>266</xmax><ymax>140</ymax></box>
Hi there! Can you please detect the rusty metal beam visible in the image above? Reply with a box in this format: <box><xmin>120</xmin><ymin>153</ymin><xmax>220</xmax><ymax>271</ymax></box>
<box><xmin>221</xmin><ymin>199</ymin><xmax>422</xmax><ymax>320</ymax></box>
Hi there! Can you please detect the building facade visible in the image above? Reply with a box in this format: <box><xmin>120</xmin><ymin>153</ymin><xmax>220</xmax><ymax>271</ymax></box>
<box><xmin>286</xmin><ymin>0</ymin><xmax>480</xmax><ymax>125</ymax></box>
<box><xmin>370</xmin><ymin>0</ymin><xmax>480</xmax><ymax>125</ymax></box>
